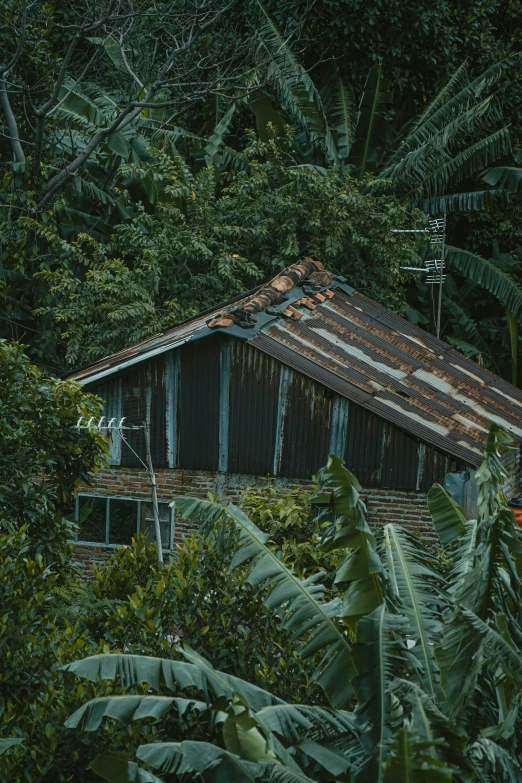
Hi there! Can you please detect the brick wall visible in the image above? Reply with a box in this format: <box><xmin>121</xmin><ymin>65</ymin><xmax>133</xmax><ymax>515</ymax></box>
<box><xmin>75</xmin><ymin>466</ymin><xmax>437</xmax><ymax>576</ymax></box>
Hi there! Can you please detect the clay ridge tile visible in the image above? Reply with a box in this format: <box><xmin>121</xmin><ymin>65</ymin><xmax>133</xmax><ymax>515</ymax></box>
<box><xmin>207</xmin><ymin>257</ymin><xmax>332</xmax><ymax>329</ymax></box>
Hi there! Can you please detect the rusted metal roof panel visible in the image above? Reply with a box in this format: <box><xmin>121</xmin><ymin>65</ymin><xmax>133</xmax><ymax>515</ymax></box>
<box><xmin>77</xmin><ymin>259</ymin><xmax>522</xmax><ymax>467</ymax></box>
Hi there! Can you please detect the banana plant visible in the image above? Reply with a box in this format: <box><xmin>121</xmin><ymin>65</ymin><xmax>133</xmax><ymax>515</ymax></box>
<box><xmin>65</xmin><ymin>426</ymin><xmax>522</xmax><ymax>782</ymax></box>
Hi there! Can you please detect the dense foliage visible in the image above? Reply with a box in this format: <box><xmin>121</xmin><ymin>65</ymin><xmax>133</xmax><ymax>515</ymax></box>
<box><xmin>62</xmin><ymin>424</ymin><xmax>522</xmax><ymax>782</ymax></box>
<box><xmin>0</xmin><ymin>473</ymin><xmax>327</xmax><ymax>780</ymax></box>
<box><xmin>1</xmin><ymin>1</ymin><xmax>522</xmax><ymax>382</ymax></box>
<box><xmin>0</xmin><ymin>339</ymin><xmax>107</xmax><ymax>564</ymax></box>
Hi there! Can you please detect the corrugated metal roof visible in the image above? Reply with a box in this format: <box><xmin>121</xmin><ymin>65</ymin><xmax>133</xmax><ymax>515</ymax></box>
<box><xmin>70</xmin><ymin>262</ymin><xmax>522</xmax><ymax>466</ymax></box>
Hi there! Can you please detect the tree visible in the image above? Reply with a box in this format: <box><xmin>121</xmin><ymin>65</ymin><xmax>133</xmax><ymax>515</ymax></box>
<box><xmin>0</xmin><ymin>339</ymin><xmax>107</xmax><ymax>562</ymax></box>
<box><xmin>33</xmin><ymin>134</ymin><xmax>424</xmax><ymax>366</ymax></box>
<box><xmin>241</xmin><ymin>18</ymin><xmax>522</xmax><ymax>382</ymax></box>
<box><xmin>65</xmin><ymin>423</ymin><xmax>522</xmax><ymax>781</ymax></box>
<box><xmin>0</xmin><ymin>0</ymin><xmax>249</xmax><ymax>369</ymax></box>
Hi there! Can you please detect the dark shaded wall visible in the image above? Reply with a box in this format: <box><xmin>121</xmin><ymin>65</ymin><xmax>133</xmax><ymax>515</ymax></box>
<box><xmin>87</xmin><ymin>335</ymin><xmax>462</xmax><ymax>490</ymax></box>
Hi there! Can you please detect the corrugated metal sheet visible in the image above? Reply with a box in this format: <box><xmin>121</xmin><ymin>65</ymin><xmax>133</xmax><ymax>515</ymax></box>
<box><xmin>381</xmin><ymin>425</ymin><xmax>419</xmax><ymax>491</ymax></box>
<box><xmin>228</xmin><ymin>340</ymin><xmax>281</xmax><ymax>476</ymax></box>
<box><xmin>149</xmin><ymin>356</ymin><xmax>167</xmax><ymax>468</ymax></box>
<box><xmin>77</xmin><ymin>269</ymin><xmax>522</xmax><ymax>469</ymax></box>
<box><xmin>345</xmin><ymin>404</ymin><xmax>385</xmax><ymax>487</ymax></box>
<box><xmin>249</xmin><ymin>287</ymin><xmax>522</xmax><ymax>466</ymax></box>
<box><xmin>178</xmin><ymin>336</ymin><xmax>221</xmax><ymax>471</ymax></box>
<box><xmin>279</xmin><ymin>372</ymin><xmax>332</xmax><ymax>479</ymax></box>
<box><xmin>120</xmin><ymin>363</ymin><xmax>148</xmax><ymax>467</ymax></box>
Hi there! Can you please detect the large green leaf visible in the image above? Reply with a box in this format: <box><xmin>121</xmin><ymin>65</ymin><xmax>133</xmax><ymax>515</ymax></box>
<box><xmin>445</xmin><ymin>245</ymin><xmax>522</xmax><ymax>319</ymax></box>
<box><xmin>352</xmin><ymin>605</ymin><xmax>410</xmax><ymax>783</ymax></box>
<box><xmin>482</xmin><ymin>166</ymin><xmax>522</xmax><ymax>192</ymax></box>
<box><xmin>506</xmin><ymin>309</ymin><xmax>518</xmax><ymax>386</ymax></box>
<box><xmin>173</xmin><ymin>495</ymin><xmax>355</xmax><ymax>708</ymax></box>
<box><xmin>65</xmin><ymin>651</ymin><xmax>284</xmax><ymax>712</ymax></box>
<box><xmin>0</xmin><ymin>738</ymin><xmax>24</xmax><ymax>755</ymax></box>
<box><xmin>383</xmin><ymin>722</ymin><xmax>453</xmax><ymax>782</ymax></box>
<box><xmin>383</xmin><ymin>524</ymin><xmax>445</xmax><ymax>699</ymax></box>
<box><xmin>457</xmin><ymin>608</ymin><xmax>522</xmax><ymax>687</ymax></box>
<box><xmin>349</xmin><ymin>64</ymin><xmax>392</xmax><ymax>177</ymax></box>
<box><xmin>65</xmin><ymin>695</ymin><xmax>207</xmax><ymax>731</ymax></box>
<box><xmin>321</xmin><ymin>72</ymin><xmax>356</xmax><ymax>167</ymax></box>
<box><xmin>427</xmin><ymin>483</ymin><xmax>467</xmax><ymax>545</ymax></box>
<box><xmin>90</xmin><ymin>752</ymin><xmax>163</xmax><ymax>783</ymax></box>
<box><xmin>137</xmin><ymin>741</ymin><xmax>257</xmax><ymax>781</ymax></box>
<box><xmin>205</xmin><ymin>104</ymin><xmax>237</xmax><ymax>167</ymax></box>
<box><xmin>248</xmin><ymin>89</ymin><xmax>287</xmax><ymax>142</ymax></box>
<box><xmin>385</xmin><ymin>60</ymin><xmax>504</xmax><ymax>169</ymax></box>
<box><xmin>255</xmin><ymin>11</ymin><xmax>340</xmax><ymax>166</ymax></box>
<box><xmin>312</xmin><ymin>455</ymin><xmax>383</xmax><ymax>630</ymax></box>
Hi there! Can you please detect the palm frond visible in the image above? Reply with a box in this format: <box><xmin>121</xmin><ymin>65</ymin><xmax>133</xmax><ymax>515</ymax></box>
<box><xmin>137</xmin><ymin>741</ymin><xmax>258</xmax><ymax>781</ymax></box>
<box><xmin>349</xmin><ymin>64</ymin><xmax>392</xmax><ymax>177</ymax></box>
<box><xmin>382</xmin><ymin>721</ymin><xmax>453</xmax><ymax>782</ymax></box>
<box><xmin>312</xmin><ymin>455</ymin><xmax>384</xmax><ymax>630</ymax></box>
<box><xmin>482</xmin><ymin>166</ymin><xmax>522</xmax><ymax>192</ymax></box>
<box><xmin>435</xmin><ymin>608</ymin><xmax>486</xmax><ymax>721</ymax></box>
<box><xmin>321</xmin><ymin>72</ymin><xmax>356</xmax><ymax>166</ymax></box>
<box><xmin>383</xmin><ymin>524</ymin><xmax>445</xmax><ymax>699</ymax></box>
<box><xmin>173</xmin><ymin>496</ymin><xmax>355</xmax><ymax>708</ymax></box>
<box><xmin>469</xmin><ymin>738</ymin><xmax>522</xmax><ymax>782</ymax></box>
<box><xmin>421</xmin><ymin>189</ymin><xmax>504</xmax><ymax>214</ymax></box>
<box><xmin>204</xmin><ymin>104</ymin><xmax>236</xmax><ymax>167</ymax></box>
<box><xmin>255</xmin><ymin>14</ymin><xmax>339</xmax><ymax>166</ymax></box>
<box><xmin>458</xmin><ymin>608</ymin><xmax>522</xmax><ymax>686</ymax></box>
<box><xmin>445</xmin><ymin>246</ymin><xmax>522</xmax><ymax>319</ymax></box>
<box><xmin>352</xmin><ymin>605</ymin><xmax>410</xmax><ymax>782</ymax></box>
<box><xmin>381</xmin><ymin>93</ymin><xmax>499</xmax><ymax>191</ymax></box>
<box><xmin>385</xmin><ymin>61</ymin><xmax>505</xmax><ymax>167</ymax></box>
<box><xmin>405</xmin><ymin>62</ymin><xmax>469</xmax><ymax>138</ymax></box>
<box><xmin>64</xmin><ymin>651</ymin><xmax>284</xmax><ymax>711</ymax></box>
<box><xmin>65</xmin><ymin>695</ymin><xmax>207</xmax><ymax>731</ymax></box>
<box><xmin>427</xmin><ymin>483</ymin><xmax>467</xmax><ymax>546</ymax></box>
<box><xmin>411</xmin><ymin>126</ymin><xmax>511</xmax><ymax>200</ymax></box>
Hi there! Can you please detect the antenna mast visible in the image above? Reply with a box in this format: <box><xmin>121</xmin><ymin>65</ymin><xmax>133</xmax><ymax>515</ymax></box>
<box><xmin>393</xmin><ymin>214</ymin><xmax>447</xmax><ymax>339</ymax></box>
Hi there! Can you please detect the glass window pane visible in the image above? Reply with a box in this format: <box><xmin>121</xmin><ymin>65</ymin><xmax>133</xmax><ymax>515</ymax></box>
<box><xmin>78</xmin><ymin>497</ymin><xmax>106</xmax><ymax>543</ymax></box>
<box><xmin>141</xmin><ymin>502</ymin><xmax>171</xmax><ymax>549</ymax></box>
<box><xmin>110</xmin><ymin>499</ymin><xmax>138</xmax><ymax>545</ymax></box>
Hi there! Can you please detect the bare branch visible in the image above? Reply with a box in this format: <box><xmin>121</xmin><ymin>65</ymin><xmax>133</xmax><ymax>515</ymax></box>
<box><xmin>37</xmin><ymin>0</ymin><xmax>238</xmax><ymax>207</ymax></box>
<box><xmin>0</xmin><ymin>0</ymin><xmax>27</xmax><ymax>77</ymax></box>
<box><xmin>0</xmin><ymin>79</ymin><xmax>26</xmax><ymax>163</ymax></box>
<box><xmin>32</xmin><ymin>2</ymin><xmax>118</xmax><ymax>176</ymax></box>
<box><xmin>119</xmin><ymin>32</ymin><xmax>144</xmax><ymax>90</ymax></box>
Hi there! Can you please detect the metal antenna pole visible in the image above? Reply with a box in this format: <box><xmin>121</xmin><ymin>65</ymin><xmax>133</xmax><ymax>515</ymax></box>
<box><xmin>144</xmin><ymin>422</ymin><xmax>163</xmax><ymax>564</ymax></box>
<box><xmin>435</xmin><ymin>213</ymin><xmax>447</xmax><ymax>340</ymax></box>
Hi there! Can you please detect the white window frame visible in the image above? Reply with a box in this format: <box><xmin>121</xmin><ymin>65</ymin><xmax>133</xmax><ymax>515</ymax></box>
<box><xmin>74</xmin><ymin>493</ymin><xmax>175</xmax><ymax>550</ymax></box>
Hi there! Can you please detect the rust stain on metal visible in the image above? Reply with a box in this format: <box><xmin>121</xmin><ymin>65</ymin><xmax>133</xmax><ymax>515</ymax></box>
<box><xmin>207</xmin><ymin>257</ymin><xmax>332</xmax><ymax>329</ymax></box>
<box><xmin>73</xmin><ymin>257</ymin><xmax>522</xmax><ymax>467</ymax></box>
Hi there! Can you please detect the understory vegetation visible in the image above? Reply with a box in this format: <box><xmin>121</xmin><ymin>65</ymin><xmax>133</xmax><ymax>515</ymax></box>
<box><xmin>2</xmin><ymin>344</ymin><xmax>522</xmax><ymax>782</ymax></box>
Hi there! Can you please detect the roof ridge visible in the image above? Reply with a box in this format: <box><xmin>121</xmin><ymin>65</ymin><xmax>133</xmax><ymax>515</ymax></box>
<box><xmin>207</xmin><ymin>257</ymin><xmax>333</xmax><ymax>329</ymax></box>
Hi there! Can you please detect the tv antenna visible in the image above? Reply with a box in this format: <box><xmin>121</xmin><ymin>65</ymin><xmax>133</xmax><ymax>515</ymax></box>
<box><xmin>75</xmin><ymin>415</ymin><xmax>164</xmax><ymax>563</ymax></box>
<box><xmin>393</xmin><ymin>214</ymin><xmax>447</xmax><ymax>339</ymax></box>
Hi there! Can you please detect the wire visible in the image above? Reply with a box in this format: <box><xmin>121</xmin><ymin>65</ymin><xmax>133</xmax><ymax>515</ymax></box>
<box><xmin>0</xmin><ymin>313</ymin><xmax>68</xmax><ymax>344</ymax></box>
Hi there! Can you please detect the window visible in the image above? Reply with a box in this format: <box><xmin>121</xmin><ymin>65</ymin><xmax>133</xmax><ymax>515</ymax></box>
<box><xmin>75</xmin><ymin>495</ymin><xmax>174</xmax><ymax>549</ymax></box>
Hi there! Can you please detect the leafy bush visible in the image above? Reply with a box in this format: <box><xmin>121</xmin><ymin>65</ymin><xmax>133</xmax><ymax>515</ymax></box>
<box><xmin>66</xmin><ymin>424</ymin><xmax>522</xmax><ymax>782</ymax></box>
<box><xmin>0</xmin><ymin>340</ymin><xmax>108</xmax><ymax>567</ymax></box>
<box><xmin>0</xmin><ymin>528</ymin><xmax>94</xmax><ymax>782</ymax></box>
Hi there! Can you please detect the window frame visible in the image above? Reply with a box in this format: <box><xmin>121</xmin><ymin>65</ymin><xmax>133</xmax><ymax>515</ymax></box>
<box><xmin>74</xmin><ymin>493</ymin><xmax>175</xmax><ymax>550</ymax></box>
